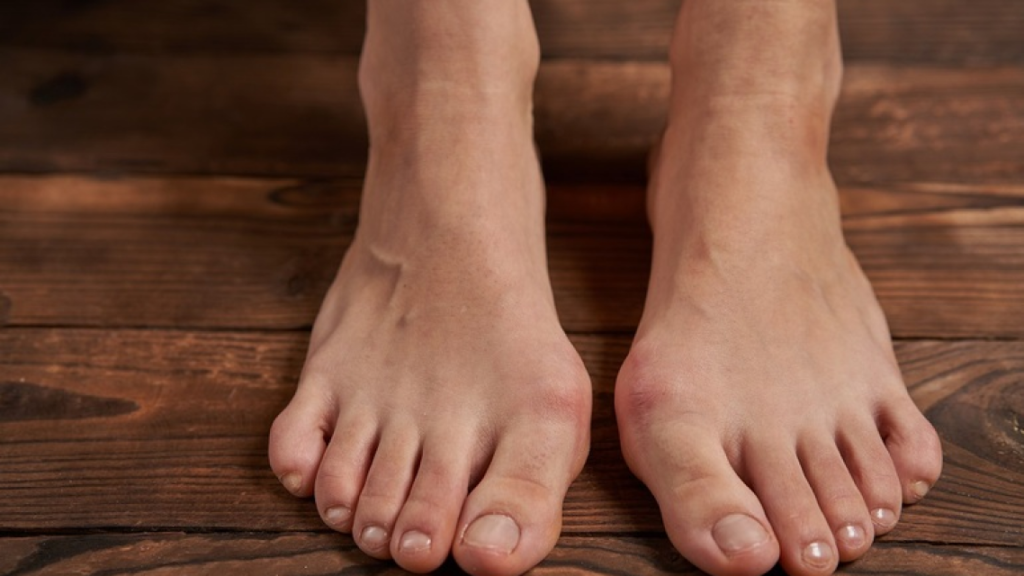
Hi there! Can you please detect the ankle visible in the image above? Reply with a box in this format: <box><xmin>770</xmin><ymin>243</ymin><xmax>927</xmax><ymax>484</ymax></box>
<box><xmin>668</xmin><ymin>0</ymin><xmax>842</xmax><ymax>114</ymax></box>
<box><xmin>358</xmin><ymin>1</ymin><xmax>540</xmax><ymax>139</ymax></box>
<box><xmin>357</xmin><ymin>47</ymin><xmax>539</xmax><ymax>120</ymax></box>
<box><xmin>666</xmin><ymin>93</ymin><xmax>835</xmax><ymax>167</ymax></box>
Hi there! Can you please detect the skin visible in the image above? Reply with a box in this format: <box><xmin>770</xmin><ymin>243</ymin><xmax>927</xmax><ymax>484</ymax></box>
<box><xmin>617</xmin><ymin>3</ymin><xmax>943</xmax><ymax>575</ymax></box>
<box><xmin>271</xmin><ymin>3</ymin><xmax>590</xmax><ymax>575</ymax></box>
<box><xmin>269</xmin><ymin>1</ymin><xmax>944</xmax><ymax>575</ymax></box>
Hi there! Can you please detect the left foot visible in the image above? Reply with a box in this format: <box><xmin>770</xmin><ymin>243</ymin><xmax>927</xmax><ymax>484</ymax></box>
<box><xmin>615</xmin><ymin>2</ymin><xmax>943</xmax><ymax>575</ymax></box>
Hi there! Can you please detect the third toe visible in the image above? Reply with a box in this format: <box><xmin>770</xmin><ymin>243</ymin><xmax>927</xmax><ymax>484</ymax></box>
<box><xmin>799</xmin><ymin>437</ymin><xmax>874</xmax><ymax>561</ymax></box>
<box><xmin>314</xmin><ymin>413</ymin><xmax>379</xmax><ymax>533</ymax></box>
<box><xmin>351</xmin><ymin>427</ymin><xmax>421</xmax><ymax>559</ymax></box>
<box><xmin>838</xmin><ymin>423</ymin><xmax>905</xmax><ymax>536</ymax></box>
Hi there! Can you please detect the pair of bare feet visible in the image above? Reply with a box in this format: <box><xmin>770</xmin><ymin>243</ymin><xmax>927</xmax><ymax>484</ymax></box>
<box><xmin>268</xmin><ymin>1</ymin><xmax>943</xmax><ymax>575</ymax></box>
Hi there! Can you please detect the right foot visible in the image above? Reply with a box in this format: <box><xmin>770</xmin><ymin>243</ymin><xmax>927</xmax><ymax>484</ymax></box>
<box><xmin>268</xmin><ymin>3</ymin><xmax>591</xmax><ymax>575</ymax></box>
<box><xmin>616</xmin><ymin>2</ymin><xmax>942</xmax><ymax>575</ymax></box>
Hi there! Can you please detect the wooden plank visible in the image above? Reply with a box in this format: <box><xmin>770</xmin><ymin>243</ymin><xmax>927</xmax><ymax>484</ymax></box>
<box><xmin>1</xmin><ymin>0</ymin><xmax>1022</xmax><ymax>65</ymax></box>
<box><xmin>0</xmin><ymin>176</ymin><xmax>354</xmax><ymax>330</ymax></box>
<box><xmin>2</xmin><ymin>176</ymin><xmax>1023</xmax><ymax>337</ymax></box>
<box><xmin>835</xmin><ymin>0</ymin><xmax>1024</xmax><ymax>66</ymax></box>
<box><xmin>0</xmin><ymin>50</ymin><xmax>368</xmax><ymax>177</ymax></box>
<box><xmin>538</xmin><ymin>63</ymin><xmax>1024</xmax><ymax>185</ymax></box>
<box><xmin>0</xmin><ymin>1</ymin><xmax>369</xmax><ymax>55</ymax></box>
<box><xmin>1</xmin><ymin>329</ymin><xmax>1022</xmax><ymax>547</ymax></box>
<box><xmin>840</xmin><ymin>182</ymin><xmax>1024</xmax><ymax>339</ymax></box>
<box><xmin>2</xmin><ymin>51</ymin><xmax>1023</xmax><ymax>184</ymax></box>
<box><xmin>1</xmin><ymin>533</ymin><xmax>1022</xmax><ymax>576</ymax></box>
<box><xmin>0</xmin><ymin>533</ymin><xmax>697</xmax><ymax>576</ymax></box>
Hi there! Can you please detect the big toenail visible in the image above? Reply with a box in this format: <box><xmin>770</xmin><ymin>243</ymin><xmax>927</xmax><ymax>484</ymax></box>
<box><xmin>911</xmin><ymin>481</ymin><xmax>930</xmax><ymax>500</ymax></box>
<box><xmin>463</xmin><ymin>514</ymin><xmax>520</xmax><ymax>555</ymax></box>
<box><xmin>399</xmin><ymin>530</ymin><xmax>432</xmax><ymax>554</ymax></box>
<box><xmin>324</xmin><ymin>506</ymin><xmax>351</xmax><ymax>527</ymax></box>
<box><xmin>361</xmin><ymin>525</ymin><xmax>389</xmax><ymax>549</ymax></box>
<box><xmin>711</xmin><ymin>514</ymin><xmax>770</xmax><ymax>555</ymax></box>
<box><xmin>803</xmin><ymin>541</ymin><xmax>833</xmax><ymax>568</ymax></box>
<box><xmin>871</xmin><ymin>508</ymin><xmax>897</xmax><ymax>530</ymax></box>
<box><xmin>279</xmin><ymin>472</ymin><xmax>302</xmax><ymax>494</ymax></box>
<box><xmin>837</xmin><ymin>524</ymin><xmax>866</xmax><ymax>549</ymax></box>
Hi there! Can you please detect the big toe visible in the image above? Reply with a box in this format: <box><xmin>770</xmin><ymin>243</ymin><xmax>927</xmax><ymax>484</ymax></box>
<box><xmin>452</xmin><ymin>420</ymin><xmax>588</xmax><ymax>576</ymax></box>
<box><xmin>623</xmin><ymin>423</ymin><xmax>779</xmax><ymax>576</ymax></box>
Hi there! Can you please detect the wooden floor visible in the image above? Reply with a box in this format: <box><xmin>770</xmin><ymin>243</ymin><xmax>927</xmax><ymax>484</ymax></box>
<box><xmin>2</xmin><ymin>1</ymin><xmax>1023</xmax><ymax>574</ymax></box>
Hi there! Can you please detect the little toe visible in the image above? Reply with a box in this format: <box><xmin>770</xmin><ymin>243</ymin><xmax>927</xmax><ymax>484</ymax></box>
<box><xmin>624</xmin><ymin>423</ymin><xmax>778</xmax><ymax>576</ymax></box>
<box><xmin>269</xmin><ymin>390</ymin><xmax>332</xmax><ymax>498</ymax></box>
<box><xmin>391</xmin><ymin>434</ymin><xmax>474</xmax><ymax>573</ymax></box>
<box><xmin>453</xmin><ymin>421</ymin><xmax>587</xmax><ymax>576</ymax></box>
<box><xmin>313</xmin><ymin>411</ymin><xmax>378</xmax><ymax>533</ymax></box>
<box><xmin>350</xmin><ymin>424</ymin><xmax>421</xmax><ymax>560</ymax></box>
<box><xmin>747</xmin><ymin>441</ymin><xmax>838</xmax><ymax>576</ymax></box>
<box><xmin>881</xmin><ymin>399</ymin><xmax>943</xmax><ymax>504</ymax></box>
<box><xmin>838</xmin><ymin>421</ymin><xmax>903</xmax><ymax>536</ymax></box>
<box><xmin>799</xmin><ymin>437</ymin><xmax>873</xmax><ymax>562</ymax></box>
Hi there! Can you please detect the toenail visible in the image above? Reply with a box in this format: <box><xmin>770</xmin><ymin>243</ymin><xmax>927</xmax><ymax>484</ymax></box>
<box><xmin>361</xmin><ymin>525</ymin><xmax>389</xmax><ymax>549</ymax></box>
<box><xmin>803</xmin><ymin>541</ymin><xmax>833</xmax><ymax>568</ymax></box>
<box><xmin>836</xmin><ymin>524</ymin><xmax>866</xmax><ymax>549</ymax></box>
<box><xmin>871</xmin><ymin>508</ymin><xmax>897</xmax><ymax>531</ymax></box>
<box><xmin>463</xmin><ymin>514</ymin><xmax>520</xmax><ymax>555</ymax></box>
<box><xmin>279</xmin><ymin>472</ymin><xmax>302</xmax><ymax>494</ymax></box>
<box><xmin>711</xmin><ymin>514</ymin><xmax>770</xmax><ymax>555</ymax></box>
<box><xmin>324</xmin><ymin>506</ymin><xmax>351</xmax><ymax>527</ymax></box>
<box><xmin>911</xmin><ymin>480</ymin><xmax>931</xmax><ymax>501</ymax></box>
<box><xmin>399</xmin><ymin>530</ymin><xmax>432</xmax><ymax>554</ymax></box>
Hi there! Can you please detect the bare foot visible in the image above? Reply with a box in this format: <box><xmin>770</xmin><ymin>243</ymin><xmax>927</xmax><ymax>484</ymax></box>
<box><xmin>269</xmin><ymin>3</ymin><xmax>590</xmax><ymax>575</ymax></box>
<box><xmin>616</xmin><ymin>2</ymin><xmax>943</xmax><ymax>575</ymax></box>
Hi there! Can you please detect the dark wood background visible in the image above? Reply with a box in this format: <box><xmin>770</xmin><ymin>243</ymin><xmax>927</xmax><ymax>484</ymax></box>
<box><xmin>1</xmin><ymin>1</ymin><xmax>1023</xmax><ymax>574</ymax></box>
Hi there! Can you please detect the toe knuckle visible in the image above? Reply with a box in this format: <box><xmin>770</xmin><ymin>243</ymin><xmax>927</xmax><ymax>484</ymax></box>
<box><xmin>527</xmin><ymin>371</ymin><xmax>591</xmax><ymax>424</ymax></box>
<box><xmin>667</xmin><ymin>470</ymin><xmax>724</xmax><ymax>501</ymax></box>
<box><xmin>413</xmin><ymin>464</ymin><xmax>463</xmax><ymax>494</ymax></box>
<box><xmin>402</xmin><ymin>493</ymin><xmax>451</xmax><ymax>521</ymax></box>
<box><xmin>825</xmin><ymin>489</ymin><xmax>868</xmax><ymax>513</ymax></box>
<box><xmin>499</xmin><ymin>470</ymin><xmax>560</xmax><ymax>501</ymax></box>
<box><xmin>864</xmin><ymin>469</ymin><xmax>902</xmax><ymax>500</ymax></box>
<box><xmin>614</xmin><ymin>345</ymin><xmax>703</xmax><ymax>427</ymax></box>
<box><xmin>315</xmin><ymin>460</ymin><xmax>349</xmax><ymax>482</ymax></box>
<box><xmin>618</xmin><ymin>379</ymin><xmax>671</xmax><ymax>422</ymax></box>
<box><xmin>615</xmin><ymin>361</ymin><xmax>677</xmax><ymax>424</ymax></box>
<box><xmin>917</xmin><ymin>450</ymin><xmax>944</xmax><ymax>484</ymax></box>
<box><xmin>918</xmin><ymin>425</ymin><xmax>943</xmax><ymax>458</ymax></box>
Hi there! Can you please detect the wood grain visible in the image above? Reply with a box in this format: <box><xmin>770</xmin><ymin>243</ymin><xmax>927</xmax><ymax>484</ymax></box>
<box><xmin>2</xmin><ymin>176</ymin><xmax>1023</xmax><ymax>337</ymax></box>
<box><xmin>2</xmin><ymin>52</ymin><xmax>1023</xmax><ymax>184</ymax></box>
<box><xmin>0</xmin><ymin>176</ymin><xmax>354</xmax><ymax>330</ymax></box>
<box><xmin>1</xmin><ymin>329</ymin><xmax>1022</xmax><ymax>547</ymax></box>
<box><xmin>1</xmin><ymin>0</ymin><xmax>1022</xmax><ymax>64</ymax></box>
<box><xmin>1</xmin><ymin>0</ymin><xmax>1021</xmax><ymax>571</ymax></box>
<box><xmin>0</xmin><ymin>533</ymin><xmax>695</xmax><ymax>576</ymax></box>
<box><xmin>2</xmin><ymin>532</ymin><xmax>1022</xmax><ymax>576</ymax></box>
